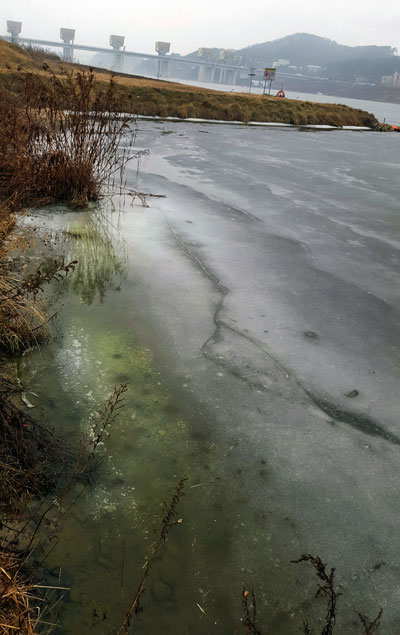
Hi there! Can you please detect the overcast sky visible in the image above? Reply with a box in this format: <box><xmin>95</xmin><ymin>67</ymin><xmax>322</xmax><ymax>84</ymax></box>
<box><xmin>2</xmin><ymin>0</ymin><xmax>400</xmax><ymax>56</ymax></box>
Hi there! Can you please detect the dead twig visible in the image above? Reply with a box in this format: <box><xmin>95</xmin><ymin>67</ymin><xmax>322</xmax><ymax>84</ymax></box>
<box><xmin>292</xmin><ymin>554</ymin><xmax>341</xmax><ymax>635</ymax></box>
<box><xmin>242</xmin><ymin>587</ymin><xmax>262</xmax><ymax>635</ymax></box>
<box><xmin>358</xmin><ymin>608</ymin><xmax>383</xmax><ymax>635</ymax></box>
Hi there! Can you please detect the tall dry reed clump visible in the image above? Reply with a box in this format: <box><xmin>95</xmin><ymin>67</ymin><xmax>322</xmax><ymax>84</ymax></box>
<box><xmin>0</xmin><ymin>68</ymin><xmax>134</xmax><ymax>209</ymax></box>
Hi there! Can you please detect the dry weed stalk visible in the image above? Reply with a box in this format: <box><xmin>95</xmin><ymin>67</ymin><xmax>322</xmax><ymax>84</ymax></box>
<box><xmin>242</xmin><ymin>587</ymin><xmax>262</xmax><ymax>635</ymax></box>
<box><xmin>117</xmin><ymin>478</ymin><xmax>187</xmax><ymax>634</ymax></box>
<box><xmin>358</xmin><ymin>609</ymin><xmax>383</xmax><ymax>635</ymax></box>
<box><xmin>87</xmin><ymin>383</ymin><xmax>128</xmax><ymax>456</ymax></box>
<box><xmin>292</xmin><ymin>554</ymin><xmax>383</xmax><ymax>635</ymax></box>
<box><xmin>25</xmin><ymin>384</ymin><xmax>128</xmax><ymax>553</ymax></box>
<box><xmin>292</xmin><ymin>554</ymin><xmax>340</xmax><ymax>635</ymax></box>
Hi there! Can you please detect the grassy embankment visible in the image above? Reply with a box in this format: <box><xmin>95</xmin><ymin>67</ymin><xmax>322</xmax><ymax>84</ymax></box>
<box><xmin>0</xmin><ymin>39</ymin><xmax>379</xmax><ymax>127</ymax></box>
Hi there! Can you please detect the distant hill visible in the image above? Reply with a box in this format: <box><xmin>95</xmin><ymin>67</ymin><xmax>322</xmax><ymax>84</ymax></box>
<box><xmin>179</xmin><ymin>33</ymin><xmax>400</xmax><ymax>85</ymax></box>
<box><xmin>236</xmin><ymin>33</ymin><xmax>397</xmax><ymax>67</ymax></box>
<box><xmin>87</xmin><ymin>33</ymin><xmax>400</xmax><ymax>85</ymax></box>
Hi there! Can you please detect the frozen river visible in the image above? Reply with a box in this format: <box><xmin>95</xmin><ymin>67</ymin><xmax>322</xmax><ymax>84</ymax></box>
<box><xmin>124</xmin><ymin>122</ymin><xmax>400</xmax><ymax>633</ymax></box>
<box><xmin>27</xmin><ymin>122</ymin><xmax>400</xmax><ymax>634</ymax></box>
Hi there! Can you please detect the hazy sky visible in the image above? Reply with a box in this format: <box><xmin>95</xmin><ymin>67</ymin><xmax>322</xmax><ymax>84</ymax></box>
<box><xmin>1</xmin><ymin>0</ymin><xmax>400</xmax><ymax>56</ymax></box>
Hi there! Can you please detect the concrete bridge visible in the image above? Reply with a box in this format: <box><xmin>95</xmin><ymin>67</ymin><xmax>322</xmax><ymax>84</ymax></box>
<box><xmin>2</xmin><ymin>21</ymin><xmax>325</xmax><ymax>88</ymax></box>
<box><xmin>2</xmin><ymin>20</ymin><xmax>243</xmax><ymax>83</ymax></box>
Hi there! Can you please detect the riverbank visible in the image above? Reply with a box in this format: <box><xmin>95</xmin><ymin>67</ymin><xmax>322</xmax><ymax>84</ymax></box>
<box><xmin>0</xmin><ymin>39</ymin><xmax>379</xmax><ymax>128</ymax></box>
<box><xmin>0</xmin><ymin>63</ymin><xmax>139</xmax><ymax>633</ymax></box>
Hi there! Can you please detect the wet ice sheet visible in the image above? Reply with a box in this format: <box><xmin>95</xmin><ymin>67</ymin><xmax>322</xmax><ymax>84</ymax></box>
<box><xmin>20</xmin><ymin>123</ymin><xmax>400</xmax><ymax>634</ymax></box>
<box><xmin>117</xmin><ymin>121</ymin><xmax>400</xmax><ymax>633</ymax></box>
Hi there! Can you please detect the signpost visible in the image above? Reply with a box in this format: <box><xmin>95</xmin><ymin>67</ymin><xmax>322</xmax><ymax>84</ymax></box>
<box><xmin>263</xmin><ymin>67</ymin><xmax>276</xmax><ymax>95</ymax></box>
<box><xmin>248</xmin><ymin>66</ymin><xmax>256</xmax><ymax>93</ymax></box>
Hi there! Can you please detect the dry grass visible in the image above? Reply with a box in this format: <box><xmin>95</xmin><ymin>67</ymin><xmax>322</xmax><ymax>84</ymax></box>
<box><xmin>0</xmin><ymin>551</ymin><xmax>39</xmax><ymax>635</ymax></box>
<box><xmin>0</xmin><ymin>202</ymin><xmax>47</xmax><ymax>353</ymax></box>
<box><xmin>0</xmin><ymin>201</ymin><xmax>79</xmax><ymax>353</ymax></box>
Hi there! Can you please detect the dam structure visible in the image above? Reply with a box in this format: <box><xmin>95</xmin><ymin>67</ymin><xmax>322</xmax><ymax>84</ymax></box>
<box><xmin>2</xmin><ymin>21</ymin><xmax>243</xmax><ymax>83</ymax></box>
<box><xmin>1</xmin><ymin>20</ymin><xmax>319</xmax><ymax>86</ymax></box>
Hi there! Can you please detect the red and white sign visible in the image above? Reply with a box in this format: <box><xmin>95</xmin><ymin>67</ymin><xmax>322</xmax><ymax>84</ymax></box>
<box><xmin>264</xmin><ymin>68</ymin><xmax>276</xmax><ymax>81</ymax></box>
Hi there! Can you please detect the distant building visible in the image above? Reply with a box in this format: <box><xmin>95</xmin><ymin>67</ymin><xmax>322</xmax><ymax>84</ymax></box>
<box><xmin>381</xmin><ymin>72</ymin><xmax>400</xmax><ymax>87</ymax></box>
<box><xmin>307</xmin><ymin>65</ymin><xmax>323</xmax><ymax>74</ymax></box>
<box><xmin>272</xmin><ymin>59</ymin><xmax>290</xmax><ymax>67</ymax></box>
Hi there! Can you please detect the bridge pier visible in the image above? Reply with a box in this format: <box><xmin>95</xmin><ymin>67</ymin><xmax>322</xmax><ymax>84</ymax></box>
<box><xmin>221</xmin><ymin>67</ymin><xmax>238</xmax><ymax>85</ymax></box>
<box><xmin>155</xmin><ymin>42</ymin><xmax>171</xmax><ymax>79</ymax></box>
<box><xmin>157</xmin><ymin>55</ymin><xmax>171</xmax><ymax>79</ymax></box>
<box><xmin>197</xmin><ymin>48</ymin><xmax>215</xmax><ymax>84</ymax></box>
<box><xmin>109</xmin><ymin>34</ymin><xmax>125</xmax><ymax>72</ymax></box>
<box><xmin>198</xmin><ymin>63</ymin><xmax>215</xmax><ymax>83</ymax></box>
<box><xmin>112</xmin><ymin>51</ymin><xmax>124</xmax><ymax>72</ymax></box>
<box><xmin>60</xmin><ymin>28</ymin><xmax>75</xmax><ymax>62</ymax></box>
<box><xmin>7</xmin><ymin>21</ymin><xmax>22</xmax><ymax>44</ymax></box>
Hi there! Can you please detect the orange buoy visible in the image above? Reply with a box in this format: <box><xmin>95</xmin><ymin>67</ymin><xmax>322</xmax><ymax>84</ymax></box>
<box><xmin>276</xmin><ymin>89</ymin><xmax>285</xmax><ymax>98</ymax></box>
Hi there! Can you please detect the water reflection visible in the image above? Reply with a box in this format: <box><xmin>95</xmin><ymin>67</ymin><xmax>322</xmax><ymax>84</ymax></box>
<box><xmin>62</xmin><ymin>209</ymin><xmax>128</xmax><ymax>304</ymax></box>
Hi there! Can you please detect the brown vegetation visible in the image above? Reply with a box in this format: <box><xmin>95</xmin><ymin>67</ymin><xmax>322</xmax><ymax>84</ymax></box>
<box><xmin>0</xmin><ymin>63</ymin><xmax>135</xmax><ymax>355</ymax></box>
<box><xmin>0</xmin><ymin>551</ymin><xmax>39</xmax><ymax>635</ymax></box>
<box><xmin>0</xmin><ymin>384</ymin><xmax>128</xmax><ymax>634</ymax></box>
<box><xmin>0</xmin><ymin>69</ymin><xmax>134</xmax><ymax>210</ymax></box>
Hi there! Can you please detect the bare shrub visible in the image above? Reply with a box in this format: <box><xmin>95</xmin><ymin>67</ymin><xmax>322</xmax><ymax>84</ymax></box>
<box><xmin>0</xmin><ymin>69</ymin><xmax>136</xmax><ymax>209</ymax></box>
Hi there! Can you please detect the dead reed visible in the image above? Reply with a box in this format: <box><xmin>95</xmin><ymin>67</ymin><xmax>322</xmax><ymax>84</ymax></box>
<box><xmin>0</xmin><ymin>551</ymin><xmax>38</xmax><ymax>635</ymax></box>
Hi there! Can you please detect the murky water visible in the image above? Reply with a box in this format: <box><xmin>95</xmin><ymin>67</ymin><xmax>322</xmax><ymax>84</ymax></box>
<box><xmin>17</xmin><ymin>205</ymin><xmax>317</xmax><ymax>634</ymax></box>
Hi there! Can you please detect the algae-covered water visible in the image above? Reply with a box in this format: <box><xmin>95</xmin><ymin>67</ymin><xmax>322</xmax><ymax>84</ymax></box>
<box><xmin>18</xmin><ymin>205</ymin><xmax>312</xmax><ymax>634</ymax></box>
